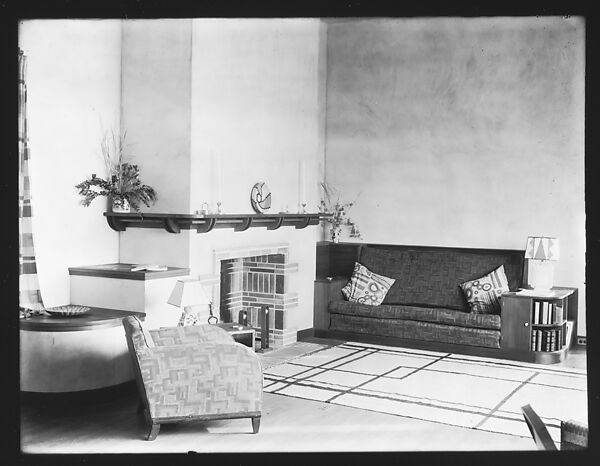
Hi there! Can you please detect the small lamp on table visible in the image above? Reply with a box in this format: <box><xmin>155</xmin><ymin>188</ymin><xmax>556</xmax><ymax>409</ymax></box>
<box><xmin>524</xmin><ymin>236</ymin><xmax>560</xmax><ymax>296</ymax></box>
<box><xmin>167</xmin><ymin>278</ymin><xmax>217</xmax><ymax>326</ymax></box>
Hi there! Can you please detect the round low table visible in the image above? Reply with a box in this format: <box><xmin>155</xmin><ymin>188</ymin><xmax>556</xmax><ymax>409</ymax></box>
<box><xmin>20</xmin><ymin>307</ymin><xmax>145</xmax><ymax>393</ymax></box>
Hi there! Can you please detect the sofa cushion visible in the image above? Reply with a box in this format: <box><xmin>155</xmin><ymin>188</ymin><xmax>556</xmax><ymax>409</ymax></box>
<box><xmin>358</xmin><ymin>246</ymin><xmax>523</xmax><ymax>311</ymax></box>
<box><xmin>329</xmin><ymin>313</ymin><xmax>501</xmax><ymax>349</ymax></box>
<box><xmin>459</xmin><ymin>265</ymin><xmax>509</xmax><ymax>315</ymax></box>
<box><xmin>329</xmin><ymin>300</ymin><xmax>501</xmax><ymax>331</ymax></box>
<box><xmin>341</xmin><ymin>262</ymin><xmax>395</xmax><ymax>305</ymax></box>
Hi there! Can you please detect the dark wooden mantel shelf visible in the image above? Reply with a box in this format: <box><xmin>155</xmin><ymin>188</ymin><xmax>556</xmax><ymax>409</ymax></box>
<box><xmin>104</xmin><ymin>212</ymin><xmax>333</xmax><ymax>234</ymax></box>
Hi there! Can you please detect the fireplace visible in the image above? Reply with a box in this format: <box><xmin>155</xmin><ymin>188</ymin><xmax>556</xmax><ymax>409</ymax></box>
<box><xmin>209</xmin><ymin>244</ymin><xmax>299</xmax><ymax>348</ymax></box>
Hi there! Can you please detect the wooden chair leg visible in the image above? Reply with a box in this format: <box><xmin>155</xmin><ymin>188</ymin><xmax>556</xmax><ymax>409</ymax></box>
<box><xmin>146</xmin><ymin>423</ymin><xmax>160</xmax><ymax>441</ymax></box>
<box><xmin>251</xmin><ymin>416</ymin><xmax>261</xmax><ymax>434</ymax></box>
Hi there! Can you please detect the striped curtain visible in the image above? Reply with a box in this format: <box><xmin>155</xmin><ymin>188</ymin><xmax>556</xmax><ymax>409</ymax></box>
<box><xmin>19</xmin><ymin>49</ymin><xmax>45</xmax><ymax>316</ymax></box>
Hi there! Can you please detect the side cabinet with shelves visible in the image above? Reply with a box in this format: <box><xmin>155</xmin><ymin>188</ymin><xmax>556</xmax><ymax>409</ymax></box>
<box><xmin>501</xmin><ymin>287</ymin><xmax>577</xmax><ymax>364</ymax></box>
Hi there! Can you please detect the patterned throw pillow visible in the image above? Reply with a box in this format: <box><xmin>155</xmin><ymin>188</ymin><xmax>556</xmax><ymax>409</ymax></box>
<box><xmin>341</xmin><ymin>262</ymin><xmax>396</xmax><ymax>306</ymax></box>
<box><xmin>459</xmin><ymin>265</ymin><xmax>510</xmax><ymax>315</ymax></box>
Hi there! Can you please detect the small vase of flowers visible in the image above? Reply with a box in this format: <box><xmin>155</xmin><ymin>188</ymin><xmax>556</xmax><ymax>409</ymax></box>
<box><xmin>76</xmin><ymin>129</ymin><xmax>157</xmax><ymax>213</ymax></box>
<box><xmin>318</xmin><ymin>181</ymin><xmax>362</xmax><ymax>243</ymax></box>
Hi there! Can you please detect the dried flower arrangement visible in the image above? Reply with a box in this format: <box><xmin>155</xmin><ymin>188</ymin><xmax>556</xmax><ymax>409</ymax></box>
<box><xmin>75</xmin><ymin>129</ymin><xmax>157</xmax><ymax>212</ymax></box>
<box><xmin>318</xmin><ymin>181</ymin><xmax>362</xmax><ymax>243</ymax></box>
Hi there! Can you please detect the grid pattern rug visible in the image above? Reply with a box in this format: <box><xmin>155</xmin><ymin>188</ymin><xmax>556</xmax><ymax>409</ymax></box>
<box><xmin>263</xmin><ymin>341</ymin><xmax>587</xmax><ymax>443</ymax></box>
<box><xmin>257</xmin><ymin>341</ymin><xmax>330</xmax><ymax>370</ymax></box>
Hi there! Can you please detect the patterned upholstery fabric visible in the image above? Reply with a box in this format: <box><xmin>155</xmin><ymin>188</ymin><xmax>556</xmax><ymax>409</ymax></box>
<box><xmin>358</xmin><ymin>246</ymin><xmax>523</xmax><ymax>310</ymax></box>
<box><xmin>560</xmin><ymin>419</ymin><xmax>588</xmax><ymax>449</ymax></box>
<box><xmin>122</xmin><ymin>315</ymin><xmax>152</xmax><ymax>352</ymax></box>
<box><xmin>459</xmin><ymin>265</ymin><xmax>509</xmax><ymax>315</ymax></box>
<box><xmin>341</xmin><ymin>262</ymin><xmax>395</xmax><ymax>305</ymax></box>
<box><xmin>329</xmin><ymin>300</ymin><xmax>501</xmax><ymax>331</ymax></box>
<box><xmin>122</xmin><ymin>316</ymin><xmax>262</xmax><ymax>422</ymax></box>
<box><xmin>137</xmin><ymin>343</ymin><xmax>263</xmax><ymax>419</ymax></box>
<box><xmin>329</xmin><ymin>314</ymin><xmax>501</xmax><ymax>349</ymax></box>
<box><xmin>149</xmin><ymin>322</ymin><xmax>234</xmax><ymax>346</ymax></box>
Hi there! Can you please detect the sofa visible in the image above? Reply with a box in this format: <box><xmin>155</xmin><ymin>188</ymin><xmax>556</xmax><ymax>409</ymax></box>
<box><xmin>122</xmin><ymin>316</ymin><xmax>263</xmax><ymax>440</ymax></box>
<box><xmin>314</xmin><ymin>242</ymin><xmax>525</xmax><ymax>352</ymax></box>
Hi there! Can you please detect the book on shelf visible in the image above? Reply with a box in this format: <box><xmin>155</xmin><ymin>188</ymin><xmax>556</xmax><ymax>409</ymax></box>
<box><xmin>556</xmin><ymin>303</ymin><xmax>564</xmax><ymax>324</ymax></box>
<box><xmin>533</xmin><ymin>300</ymin><xmax>565</xmax><ymax>325</ymax></box>
<box><xmin>558</xmin><ymin>328</ymin><xmax>562</xmax><ymax>348</ymax></box>
<box><xmin>532</xmin><ymin>328</ymin><xmax>565</xmax><ymax>352</ymax></box>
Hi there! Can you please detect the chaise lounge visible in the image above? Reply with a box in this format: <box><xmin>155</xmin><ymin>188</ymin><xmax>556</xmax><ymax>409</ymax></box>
<box><xmin>122</xmin><ymin>316</ymin><xmax>263</xmax><ymax>440</ymax></box>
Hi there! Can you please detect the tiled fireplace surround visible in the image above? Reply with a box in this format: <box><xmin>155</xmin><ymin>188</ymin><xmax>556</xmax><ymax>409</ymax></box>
<box><xmin>202</xmin><ymin>244</ymin><xmax>299</xmax><ymax>348</ymax></box>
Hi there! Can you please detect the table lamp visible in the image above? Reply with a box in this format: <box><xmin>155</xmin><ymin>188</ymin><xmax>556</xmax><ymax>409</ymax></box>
<box><xmin>167</xmin><ymin>278</ymin><xmax>216</xmax><ymax>326</ymax></box>
<box><xmin>524</xmin><ymin>236</ymin><xmax>560</xmax><ymax>295</ymax></box>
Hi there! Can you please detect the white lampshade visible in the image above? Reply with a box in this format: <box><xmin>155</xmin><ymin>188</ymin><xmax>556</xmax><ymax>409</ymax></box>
<box><xmin>168</xmin><ymin>278</ymin><xmax>211</xmax><ymax>308</ymax></box>
<box><xmin>524</xmin><ymin>236</ymin><xmax>560</xmax><ymax>261</ymax></box>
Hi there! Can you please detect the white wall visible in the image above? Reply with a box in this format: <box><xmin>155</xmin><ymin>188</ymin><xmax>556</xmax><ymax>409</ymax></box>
<box><xmin>18</xmin><ymin>20</ymin><xmax>122</xmax><ymax>307</ymax></box>
<box><xmin>119</xmin><ymin>19</ymin><xmax>325</xmax><ymax>332</ymax></box>
<box><xmin>120</xmin><ymin>19</ymin><xmax>193</xmax><ymax>215</ymax></box>
<box><xmin>325</xmin><ymin>17</ymin><xmax>586</xmax><ymax>335</ymax></box>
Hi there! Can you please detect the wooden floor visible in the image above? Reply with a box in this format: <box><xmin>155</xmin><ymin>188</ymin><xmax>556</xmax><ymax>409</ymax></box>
<box><xmin>19</xmin><ymin>340</ymin><xmax>587</xmax><ymax>454</ymax></box>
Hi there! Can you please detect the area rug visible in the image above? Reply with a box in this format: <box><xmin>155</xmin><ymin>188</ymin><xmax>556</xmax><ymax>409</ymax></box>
<box><xmin>263</xmin><ymin>341</ymin><xmax>587</xmax><ymax>443</ymax></box>
<box><xmin>257</xmin><ymin>341</ymin><xmax>330</xmax><ymax>370</ymax></box>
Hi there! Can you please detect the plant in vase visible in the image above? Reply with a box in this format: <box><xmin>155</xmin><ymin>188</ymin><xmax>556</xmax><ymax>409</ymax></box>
<box><xmin>318</xmin><ymin>181</ymin><xmax>362</xmax><ymax>243</ymax></box>
<box><xmin>75</xmin><ymin>129</ymin><xmax>157</xmax><ymax>213</ymax></box>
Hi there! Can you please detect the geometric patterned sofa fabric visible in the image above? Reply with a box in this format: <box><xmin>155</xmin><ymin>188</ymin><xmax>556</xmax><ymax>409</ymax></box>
<box><xmin>328</xmin><ymin>300</ymin><xmax>501</xmax><ymax>331</ymax></box>
<box><xmin>358</xmin><ymin>245</ymin><xmax>524</xmax><ymax>311</ymax></box>
<box><xmin>329</xmin><ymin>313</ymin><xmax>501</xmax><ymax>349</ymax></box>
<box><xmin>122</xmin><ymin>315</ymin><xmax>263</xmax><ymax>435</ymax></box>
<box><xmin>148</xmin><ymin>323</ymin><xmax>235</xmax><ymax>347</ymax></box>
<box><xmin>137</xmin><ymin>342</ymin><xmax>263</xmax><ymax>420</ymax></box>
<box><xmin>122</xmin><ymin>315</ymin><xmax>152</xmax><ymax>352</ymax></box>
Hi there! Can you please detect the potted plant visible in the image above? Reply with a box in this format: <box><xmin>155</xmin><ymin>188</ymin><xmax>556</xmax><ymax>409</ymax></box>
<box><xmin>318</xmin><ymin>181</ymin><xmax>362</xmax><ymax>243</ymax></box>
<box><xmin>75</xmin><ymin>129</ymin><xmax>157</xmax><ymax>213</ymax></box>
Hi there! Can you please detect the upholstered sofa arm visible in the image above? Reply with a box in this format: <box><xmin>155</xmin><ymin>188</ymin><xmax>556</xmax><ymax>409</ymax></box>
<box><xmin>136</xmin><ymin>342</ymin><xmax>263</xmax><ymax>420</ymax></box>
<box><xmin>327</xmin><ymin>278</ymin><xmax>348</xmax><ymax>302</ymax></box>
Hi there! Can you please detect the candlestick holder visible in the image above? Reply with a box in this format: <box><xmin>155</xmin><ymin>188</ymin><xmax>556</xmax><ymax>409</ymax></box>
<box><xmin>216</xmin><ymin>201</ymin><xmax>223</xmax><ymax>215</ymax></box>
<box><xmin>198</xmin><ymin>201</ymin><xmax>209</xmax><ymax>215</ymax></box>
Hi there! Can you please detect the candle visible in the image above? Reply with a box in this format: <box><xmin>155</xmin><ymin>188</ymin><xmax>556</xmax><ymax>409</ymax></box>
<box><xmin>298</xmin><ymin>160</ymin><xmax>306</xmax><ymax>207</ymax></box>
<box><xmin>214</xmin><ymin>154</ymin><xmax>222</xmax><ymax>202</ymax></box>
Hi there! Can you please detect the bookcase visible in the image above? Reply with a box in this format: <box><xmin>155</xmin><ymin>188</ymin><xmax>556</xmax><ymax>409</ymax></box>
<box><xmin>501</xmin><ymin>287</ymin><xmax>577</xmax><ymax>364</ymax></box>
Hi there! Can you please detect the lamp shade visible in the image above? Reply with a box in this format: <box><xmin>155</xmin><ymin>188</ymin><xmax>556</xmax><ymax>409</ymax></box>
<box><xmin>167</xmin><ymin>278</ymin><xmax>211</xmax><ymax>308</ymax></box>
<box><xmin>524</xmin><ymin>236</ymin><xmax>560</xmax><ymax>261</ymax></box>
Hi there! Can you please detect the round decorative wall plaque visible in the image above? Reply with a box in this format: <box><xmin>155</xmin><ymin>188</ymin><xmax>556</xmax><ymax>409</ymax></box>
<box><xmin>250</xmin><ymin>182</ymin><xmax>272</xmax><ymax>213</ymax></box>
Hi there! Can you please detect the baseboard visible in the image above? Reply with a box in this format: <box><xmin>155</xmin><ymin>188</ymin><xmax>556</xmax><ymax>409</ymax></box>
<box><xmin>21</xmin><ymin>380</ymin><xmax>137</xmax><ymax>405</ymax></box>
<box><xmin>297</xmin><ymin>327</ymin><xmax>314</xmax><ymax>340</ymax></box>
